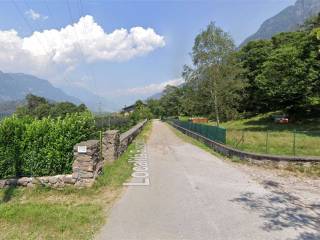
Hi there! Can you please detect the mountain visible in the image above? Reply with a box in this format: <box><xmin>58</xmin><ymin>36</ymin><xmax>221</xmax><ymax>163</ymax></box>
<box><xmin>241</xmin><ymin>0</ymin><xmax>320</xmax><ymax>46</ymax></box>
<box><xmin>0</xmin><ymin>71</ymin><xmax>81</xmax><ymax>104</ymax></box>
<box><xmin>0</xmin><ymin>100</ymin><xmax>23</xmax><ymax>114</ymax></box>
<box><xmin>147</xmin><ymin>83</ymin><xmax>185</xmax><ymax>100</ymax></box>
<box><xmin>60</xmin><ymin>85</ymin><xmax>118</xmax><ymax>112</ymax></box>
<box><xmin>148</xmin><ymin>92</ymin><xmax>163</xmax><ymax>100</ymax></box>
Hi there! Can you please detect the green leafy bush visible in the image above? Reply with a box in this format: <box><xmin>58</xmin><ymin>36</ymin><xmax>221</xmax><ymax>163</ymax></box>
<box><xmin>0</xmin><ymin>112</ymin><xmax>94</xmax><ymax>178</ymax></box>
<box><xmin>0</xmin><ymin>116</ymin><xmax>32</xmax><ymax>178</ymax></box>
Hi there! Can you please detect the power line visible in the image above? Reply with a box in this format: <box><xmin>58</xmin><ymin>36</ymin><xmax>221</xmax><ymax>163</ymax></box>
<box><xmin>66</xmin><ymin>0</ymin><xmax>100</xmax><ymax>110</ymax></box>
<box><xmin>12</xmin><ymin>0</ymin><xmax>49</xmax><ymax>55</ymax></box>
<box><xmin>12</xmin><ymin>0</ymin><xmax>53</xmax><ymax>77</ymax></box>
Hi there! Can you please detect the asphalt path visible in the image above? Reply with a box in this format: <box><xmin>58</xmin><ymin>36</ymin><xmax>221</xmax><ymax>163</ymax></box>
<box><xmin>96</xmin><ymin>120</ymin><xmax>320</xmax><ymax>240</ymax></box>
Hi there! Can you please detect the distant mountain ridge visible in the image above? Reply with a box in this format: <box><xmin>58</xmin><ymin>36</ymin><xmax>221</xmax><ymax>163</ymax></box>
<box><xmin>0</xmin><ymin>71</ymin><xmax>80</xmax><ymax>104</ymax></box>
<box><xmin>0</xmin><ymin>70</ymin><xmax>117</xmax><ymax>112</ymax></box>
<box><xmin>148</xmin><ymin>92</ymin><xmax>163</xmax><ymax>100</ymax></box>
<box><xmin>61</xmin><ymin>85</ymin><xmax>119</xmax><ymax>112</ymax></box>
<box><xmin>147</xmin><ymin>83</ymin><xmax>185</xmax><ymax>100</ymax></box>
<box><xmin>241</xmin><ymin>0</ymin><xmax>320</xmax><ymax>46</ymax></box>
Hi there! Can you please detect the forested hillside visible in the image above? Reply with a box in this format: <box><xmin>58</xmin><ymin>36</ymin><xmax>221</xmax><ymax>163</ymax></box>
<box><xmin>146</xmin><ymin>14</ymin><xmax>320</xmax><ymax>122</ymax></box>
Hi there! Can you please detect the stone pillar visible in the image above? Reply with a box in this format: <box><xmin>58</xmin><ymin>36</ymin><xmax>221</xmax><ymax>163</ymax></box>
<box><xmin>72</xmin><ymin>140</ymin><xmax>99</xmax><ymax>187</ymax></box>
<box><xmin>103</xmin><ymin>130</ymin><xmax>120</xmax><ymax>162</ymax></box>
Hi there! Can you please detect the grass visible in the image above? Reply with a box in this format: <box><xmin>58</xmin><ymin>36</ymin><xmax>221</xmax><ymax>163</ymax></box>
<box><xmin>0</xmin><ymin>121</ymin><xmax>152</xmax><ymax>240</ymax></box>
<box><xmin>166</xmin><ymin>123</ymin><xmax>231</xmax><ymax>161</ymax></box>
<box><xmin>180</xmin><ymin>113</ymin><xmax>320</xmax><ymax>157</ymax></box>
<box><xmin>168</xmin><ymin>122</ymin><xmax>320</xmax><ymax>177</ymax></box>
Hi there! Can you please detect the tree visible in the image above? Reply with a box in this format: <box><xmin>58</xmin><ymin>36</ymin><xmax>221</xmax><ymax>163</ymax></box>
<box><xmin>26</xmin><ymin>94</ymin><xmax>48</xmax><ymax>110</ymax></box>
<box><xmin>16</xmin><ymin>94</ymin><xmax>88</xmax><ymax>119</ymax></box>
<box><xmin>239</xmin><ymin>21</ymin><xmax>320</xmax><ymax>117</ymax></box>
<box><xmin>190</xmin><ymin>22</ymin><xmax>245</xmax><ymax>124</ymax></box>
<box><xmin>50</xmin><ymin>102</ymin><xmax>87</xmax><ymax>118</ymax></box>
<box><xmin>256</xmin><ymin>46</ymin><xmax>310</xmax><ymax>112</ymax></box>
<box><xmin>238</xmin><ymin>39</ymin><xmax>273</xmax><ymax>112</ymax></box>
<box><xmin>160</xmin><ymin>85</ymin><xmax>183</xmax><ymax>117</ymax></box>
<box><xmin>146</xmin><ymin>99</ymin><xmax>164</xmax><ymax>118</ymax></box>
<box><xmin>130</xmin><ymin>100</ymin><xmax>152</xmax><ymax>123</ymax></box>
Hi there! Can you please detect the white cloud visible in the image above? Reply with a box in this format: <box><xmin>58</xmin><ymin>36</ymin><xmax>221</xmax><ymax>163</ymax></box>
<box><xmin>0</xmin><ymin>15</ymin><xmax>165</xmax><ymax>78</ymax></box>
<box><xmin>116</xmin><ymin>78</ymin><xmax>184</xmax><ymax>96</ymax></box>
<box><xmin>25</xmin><ymin>9</ymin><xmax>48</xmax><ymax>21</ymax></box>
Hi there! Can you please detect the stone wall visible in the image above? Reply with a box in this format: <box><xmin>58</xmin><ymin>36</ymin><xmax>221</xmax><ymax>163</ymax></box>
<box><xmin>119</xmin><ymin>119</ymin><xmax>147</xmax><ymax>155</ymax></box>
<box><xmin>102</xmin><ymin>130</ymin><xmax>120</xmax><ymax>162</ymax></box>
<box><xmin>0</xmin><ymin>175</ymin><xmax>75</xmax><ymax>188</ymax></box>
<box><xmin>72</xmin><ymin>140</ymin><xmax>100</xmax><ymax>187</ymax></box>
<box><xmin>169</xmin><ymin>121</ymin><xmax>320</xmax><ymax>163</ymax></box>
<box><xmin>0</xmin><ymin>120</ymin><xmax>147</xmax><ymax>189</ymax></box>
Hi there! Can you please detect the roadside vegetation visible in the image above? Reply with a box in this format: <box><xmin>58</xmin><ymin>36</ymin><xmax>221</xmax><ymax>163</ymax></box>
<box><xmin>0</xmin><ymin>94</ymin><xmax>152</xmax><ymax>179</ymax></box>
<box><xmin>147</xmin><ymin>15</ymin><xmax>320</xmax><ymax>122</ymax></box>
<box><xmin>143</xmin><ymin>14</ymin><xmax>320</xmax><ymax>157</ymax></box>
<box><xmin>94</xmin><ymin>100</ymin><xmax>152</xmax><ymax>135</ymax></box>
<box><xmin>0</xmin><ymin>121</ymin><xmax>152</xmax><ymax>240</ymax></box>
<box><xmin>168</xmin><ymin>122</ymin><xmax>320</xmax><ymax>177</ymax></box>
<box><xmin>218</xmin><ymin>113</ymin><xmax>320</xmax><ymax>156</ymax></box>
<box><xmin>182</xmin><ymin>113</ymin><xmax>320</xmax><ymax>157</ymax></box>
<box><xmin>0</xmin><ymin>92</ymin><xmax>152</xmax><ymax>239</ymax></box>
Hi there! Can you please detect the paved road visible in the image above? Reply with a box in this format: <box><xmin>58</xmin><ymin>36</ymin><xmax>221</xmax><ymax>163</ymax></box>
<box><xmin>96</xmin><ymin>120</ymin><xmax>320</xmax><ymax>240</ymax></box>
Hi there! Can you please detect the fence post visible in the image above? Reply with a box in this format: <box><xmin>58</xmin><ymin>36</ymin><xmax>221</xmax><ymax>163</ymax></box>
<box><xmin>293</xmin><ymin>130</ymin><xmax>296</xmax><ymax>156</ymax></box>
<box><xmin>241</xmin><ymin>130</ymin><xmax>245</xmax><ymax>150</ymax></box>
<box><xmin>99</xmin><ymin>130</ymin><xmax>103</xmax><ymax>160</ymax></box>
<box><xmin>266</xmin><ymin>130</ymin><xmax>269</xmax><ymax>154</ymax></box>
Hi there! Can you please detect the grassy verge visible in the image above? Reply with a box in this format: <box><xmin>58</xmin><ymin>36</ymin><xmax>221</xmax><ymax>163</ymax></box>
<box><xmin>168</xmin><ymin>122</ymin><xmax>320</xmax><ymax>177</ymax></box>
<box><xmin>166</xmin><ymin>123</ymin><xmax>230</xmax><ymax>161</ymax></box>
<box><xmin>0</xmin><ymin>121</ymin><xmax>152</xmax><ymax>240</ymax></box>
<box><xmin>180</xmin><ymin>113</ymin><xmax>320</xmax><ymax>157</ymax></box>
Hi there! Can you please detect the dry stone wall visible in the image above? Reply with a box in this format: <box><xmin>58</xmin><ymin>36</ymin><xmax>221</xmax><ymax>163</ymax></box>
<box><xmin>119</xmin><ymin>119</ymin><xmax>147</xmax><ymax>155</ymax></box>
<box><xmin>103</xmin><ymin>130</ymin><xmax>120</xmax><ymax>162</ymax></box>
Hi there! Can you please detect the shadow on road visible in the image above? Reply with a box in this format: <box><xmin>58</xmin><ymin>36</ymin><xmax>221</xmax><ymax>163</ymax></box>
<box><xmin>231</xmin><ymin>180</ymin><xmax>320</xmax><ymax>239</ymax></box>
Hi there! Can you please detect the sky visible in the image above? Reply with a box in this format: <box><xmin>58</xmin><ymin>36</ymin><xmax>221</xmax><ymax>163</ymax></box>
<box><xmin>0</xmin><ymin>0</ymin><xmax>296</xmax><ymax>109</ymax></box>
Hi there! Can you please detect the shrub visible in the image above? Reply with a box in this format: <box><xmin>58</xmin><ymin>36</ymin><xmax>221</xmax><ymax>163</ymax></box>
<box><xmin>0</xmin><ymin>116</ymin><xmax>32</xmax><ymax>178</ymax></box>
<box><xmin>0</xmin><ymin>112</ymin><xmax>94</xmax><ymax>178</ymax></box>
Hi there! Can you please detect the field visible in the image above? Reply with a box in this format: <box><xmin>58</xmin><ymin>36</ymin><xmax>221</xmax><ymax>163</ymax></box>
<box><xmin>0</xmin><ymin>121</ymin><xmax>152</xmax><ymax>240</ymax></box>
<box><xmin>180</xmin><ymin>113</ymin><xmax>320</xmax><ymax>157</ymax></box>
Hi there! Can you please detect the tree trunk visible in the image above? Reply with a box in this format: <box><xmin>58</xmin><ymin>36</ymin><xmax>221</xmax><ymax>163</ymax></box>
<box><xmin>214</xmin><ymin>87</ymin><xmax>220</xmax><ymax>127</ymax></box>
<box><xmin>210</xmin><ymin>85</ymin><xmax>220</xmax><ymax>127</ymax></box>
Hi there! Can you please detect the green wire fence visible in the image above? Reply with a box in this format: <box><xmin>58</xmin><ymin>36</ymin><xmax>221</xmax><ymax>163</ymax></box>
<box><xmin>172</xmin><ymin>120</ymin><xmax>226</xmax><ymax>144</ymax></box>
<box><xmin>171</xmin><ymin>120</ymin><xmax>320</xmax><ymax>157</ymax></box>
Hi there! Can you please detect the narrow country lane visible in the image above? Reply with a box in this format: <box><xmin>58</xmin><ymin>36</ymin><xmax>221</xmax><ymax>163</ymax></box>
<box><xmin>96</xmin><ymin>120</ymin><xmax>320</xmax><ymax>240</ymax></box>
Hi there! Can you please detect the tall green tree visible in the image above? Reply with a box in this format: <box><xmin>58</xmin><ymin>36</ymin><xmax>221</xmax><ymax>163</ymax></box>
<box><xmin>189</xmin><ymin>22</ymin><xmax>245</xmax><ymax>124</ymax></box>
<box><xmin>160</xmin><ymin>85</ymin><xmax>183</xmax><ymax>117</ymax></box>
<box><xmin>238</xmin><ymin>39</ymin><xmax>273</xmax><ymax>112</ymax></box>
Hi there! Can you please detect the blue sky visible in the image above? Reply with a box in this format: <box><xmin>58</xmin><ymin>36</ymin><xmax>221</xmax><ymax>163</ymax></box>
<box><xmin>0</xmin><ymin>0</ymin><xmax>295</xmax><ymax>108</ymax></box>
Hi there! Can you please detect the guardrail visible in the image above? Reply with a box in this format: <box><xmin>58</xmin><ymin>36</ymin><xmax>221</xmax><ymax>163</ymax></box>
<box><xmin>169</xmin><ymin>121</ymin><xmax>320</xmax><ymax>163</ymax></box>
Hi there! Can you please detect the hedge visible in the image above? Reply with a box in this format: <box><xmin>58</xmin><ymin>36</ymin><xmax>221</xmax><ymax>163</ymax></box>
<box><xmin>0</xmin><ymin>112</ymin><xmax>94</xmax><ymax>178</ymax></box>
